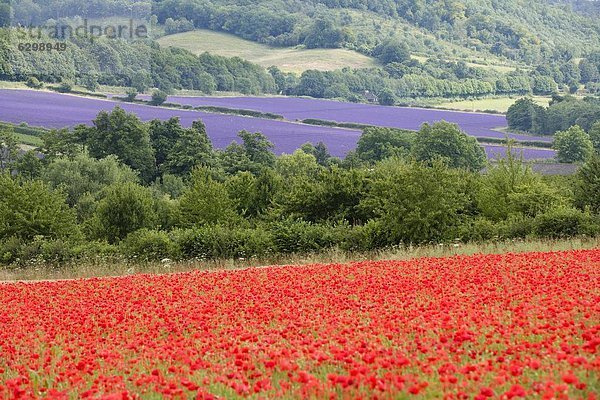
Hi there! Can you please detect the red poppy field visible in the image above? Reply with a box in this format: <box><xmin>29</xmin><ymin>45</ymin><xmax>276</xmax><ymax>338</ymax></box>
<box><xmin>0</xmin><ymin>250</ymin><xmax>599</xmax><ymax>399</ymax></box>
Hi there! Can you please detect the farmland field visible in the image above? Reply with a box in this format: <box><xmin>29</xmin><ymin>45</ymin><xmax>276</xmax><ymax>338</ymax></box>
<box><xmin>157</xmin><ymin>30</ymin><xmax>378</xmax><ymax>73</ymax></box>
<box><xmin>0</xmin><ymin>250</ymin><xmax>598</xmax><ymax>398</ymax></box>
<box><xmin>436</xmin><ymin>97</ymin><xmax>552</xmax><ymax>113</ymax></box>
<box><xmin>0</xmin><ymin>89</ymin><xmax>556</xmax><ymax>159</ymax></box>
<box><xmin>146</xmin><ymin>95</ymin><xmax>553</xmax><ymax>143</ymax></box>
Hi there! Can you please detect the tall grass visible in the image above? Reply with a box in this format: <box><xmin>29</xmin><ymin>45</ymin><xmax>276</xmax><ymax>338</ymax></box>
<box><xmin>1</xmin><ymin>237</ymin><xmax>597</xmax><ymax>282</ymax></box>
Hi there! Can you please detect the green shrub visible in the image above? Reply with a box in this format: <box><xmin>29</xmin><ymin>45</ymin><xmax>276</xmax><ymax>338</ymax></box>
<box><xmin>56</xmin><ymin>82</ymin><xmax>72</xmax><ymax>93</ymax></box>
<box><xmin>173</xmin><ymin>226</ymin><xmax>274</xmax><ymax>260</ymax></box>
<box><xmin>150</xmin><ymin>90</ymin><xmax>168</xmax><ymax>106</ymax></box>
<box><xmin>26</xmin><ymin>77</ymin><xmax>43</xmax><ymax>89</ymax></box>
<box><xmin>496</xmin><ymin>215</ymin><xmax>536</xmax><ymax>239</ymax></box>
<box><xmin>458</xmin><ymin>218</ymin><xmax>499</xmax><ymax>242</ymax></box>
<box><xmin>534</xmin><ymin>207</ymin><xmax>590</xmax><ymax>238</ymax></box>
<box><xmin>121</xmin><ymin>229</ymin><xmax>180</xmax><ymax>261</ymax></box>
<box><xmin>270</xmin><ymin>219</ymin><xmax>336</xmax><ymax>254</ymax></box>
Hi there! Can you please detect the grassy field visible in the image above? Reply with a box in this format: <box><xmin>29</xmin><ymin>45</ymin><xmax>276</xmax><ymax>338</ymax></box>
<box><xmin>436</xmin><ymin>96</ymin><xmax>552</xmax><ymax>113</ymax></box>
<box><xmin>157</xmin><ymin>29</ymin><xmax>378</xmax><ymax>73</ymax></box>
<box><xmin>14</xmin><ymin>132</ymin><xmax>42</xmax><ymax>147</ymax></box>
<box><xmin>1</xmin><ymin>237</ymin><xmax>597</xmax><ymax>282</ymax></box>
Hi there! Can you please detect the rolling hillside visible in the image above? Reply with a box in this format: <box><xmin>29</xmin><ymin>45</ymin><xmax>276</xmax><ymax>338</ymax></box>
<box><xmin>157</xmin><ymin>29</ymin><xmax>378</xmax><ymax>73</ymax></box>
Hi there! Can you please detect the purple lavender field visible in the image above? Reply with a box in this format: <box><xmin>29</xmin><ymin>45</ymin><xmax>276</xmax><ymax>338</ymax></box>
<box><xmin>161</xmin><ymin>95</ymin><xmax>552</xmax><ymax>143</ymax></box>
<box><xmin>0</xmin><ymin>90</ymin><xmax>361</xmax><ymax>157</ymax></box>
<box><xmin>0</xmin><ymin>89</ymin><xmax>556</xmax><ymax>159</ymax></box>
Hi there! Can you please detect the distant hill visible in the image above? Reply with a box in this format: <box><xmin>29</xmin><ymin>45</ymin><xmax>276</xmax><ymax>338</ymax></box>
<box><xmin>153</xmin><ymin>0</ymin><xmax>600</xmax><ymax>65</ymax></box>
<box><xmin>157</xmin><ymin>29</ymin><xmax>378</xmax><ymax>73</ymax></box>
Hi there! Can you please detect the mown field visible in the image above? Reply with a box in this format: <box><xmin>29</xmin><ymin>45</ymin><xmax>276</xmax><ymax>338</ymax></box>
<box><xmin>436</xmin><ymin>97</ymin><xmax>552</xmax><ymax>113</ymax></box>
<box><xmin>0</xmin><ymin>249</ymin><xmax>598</xmax><ymax>398</ymax></box>
<box><xmin>157</xmin><ymin>30</ymin><xmax>378</xmax><ymax>73</ymax></box>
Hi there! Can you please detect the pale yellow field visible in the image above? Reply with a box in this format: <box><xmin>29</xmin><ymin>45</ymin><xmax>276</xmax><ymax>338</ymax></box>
<box><xmin>157</xmin><ymin>29</ymin><xmax>378</xmax><ymax>73</ymax></box>
<box><xmin>437</xmin><ymin>96</ymin><xmax>552</xmax><ymax>113</ymax></box>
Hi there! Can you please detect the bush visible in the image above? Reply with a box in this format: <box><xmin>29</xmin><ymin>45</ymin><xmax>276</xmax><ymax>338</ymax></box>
<box><xmin>26</xmin><ymin>77</ymin><xmax>43</xmax><ymax>89</ymax></box>
<box><xmin>0</xmin><ymin>236</ymin><xmax>76</xmax><ymax>266</ymax></box>
<box><xmin>88</xmin><ymin>182</ymin><xmax>157</xmax><ymax>244</ymax></box>
<box><xmin>534</xmin><ymin>206</ymin><xmax>591</xmax><ymax>238</ymax></box>
<box><xmin>270</xmin><ymin>219</ymin><xmax>336</xmax><ymax>254</ymax></box>
<box><xmin>150</xmin><ymin>90</ymin><xmax>168</xmax><ymax>106</ymax></box>
<box><xmin>121</xmin><ymin>229</ymin><xmax>179</xmax><ymax>261</ymax></box>
<box><xmin>496</xmin><ymin>215</ymin><xmax>536</xmax><ymax>239</ymax></box>
<box><xmin>56</xmin><ymin>82</ymin><xmax>72</xmax><ymax>93</ymax></box>
<box><xmin>125</xmin><ymin>88</ymin><xmax>138</xmax><ymax>102</ymax></box>
<box><xmin>458</xmin><ymin>218</ymin><xmax>498</xmax><ymax>242</ymax></box>
<box><xmin>173</xmin><ymin>226</ymin><xmax>274</xmax><ymax>260</ymax></box>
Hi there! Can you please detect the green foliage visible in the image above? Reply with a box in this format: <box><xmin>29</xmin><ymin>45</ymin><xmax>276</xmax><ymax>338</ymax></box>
<box><xmin>150</xmin><ymin>90</ymin><xmax>168</xmax><ymax>106</ymax></box>
<box><xmin>125</xmin><ymin>88</ymin><xmax>138</xmax><ymax>102</ymax></box>
<box><xmin>574</xmin><ymin>155</ymin><xmax>600</xmax><ymax>213</ymax></box>
<box><xmin>89</xmin><ymin>182</ymin><xmax>157</xmax><ymax>244</ymax></box>
<box><xmin>377</xmin><ymin>88</ymin><xmax>396</xmax><ymax>106</ymax></box>
<box><xmin>362</xmin><ymin>159</ymin><xmax>471</xmax><ymax>244</ymax></box>
<box><xmin>356</xmin><ymin>127</ymin><xmax>415</xmax><ymax>163</ymax></box>
<box><xmin>149</xmin><ymin>119</ymin><xmax>214</xmax><ymax>176</ymax></box>
<box><xmin>0</xmin><ymin>174</ymin><xmax>78</xmax><ymax>241</ymax></box>
<box><xmin>56</xmin><ymin>82</ymin><xmax>73</xmax><ymax>93</ymax></box>
<box><xmin>279</xmin><ymin>166</ymin><xmax>368</xmax><ymax>223</ymax></box>
<box><xmin>553</xmin><ymin>125</ymin><xmax>593</xmax><ymax>163</ymax></box>
<box><xmin>270</xmin><ymin>219</ymin><xmax>336</xmax><ymax>254</ymax></box>
<box><xmin>40</xmin><ymin>128</ymin><xmax>80</xmax><ymax>160</ymax></box>
<box><xmin>25</xmin><ymin>76</ymin><xmax>43</xmax><ymax>89</ymax></box>
<box><xmin>534</xmin><ymin>206</ymin><xmax>592</xmax><ymax>238</ymax></box>
<box><xmin>77</xmin><ymin>107</ymin><xmax>156</xmax><ymax>183</ymax></box>
<box><xmin>587</xmin><ymin>121</ymin><xmax>600</xmax><ymax>153</ymax></box>
<box><xmin>220</xmin><ymin>131</ymin><xmax>276</xmax><ymax>175</ymax></box>
<box><xmin>173</xmin><ymin>225</ymin><xmax>274</xmax><ymax>260</ymax></box>
<box><xmin>178</xmin><ymin>167</ymin><xmax>238</xmax><ymax>227</ymax></box>
<box><xmin>506</xmin><ymin>98</ymin><xmax>546</xmax><ymax>132</ymax></box>
<box><xmin>14</xmin><ymin>151</ymin><xmax>43</xmax><ymax>180</ymax></box>
<box><xmin>42</xmin><ymin>153</ymin><xmax>138</xmax><ymax>207</ymax></box>
<box><xmin>373</xmin><ymin>39</ymin><xmax>411</xmax><ymax>65</ymax></box>
<box><xmin>0</xmin><ymin>128</ymin><xmax>18</xmax><ymax>171</ymax></box>
<box><xmin>477</xmin><ymin>147</ymin><xmax>563</xmax><ymax>221</ymax></box>
<box><xmin>121</xmin><ymin>229</ymin><xmax>180</xmax><ymax>261</ymax></box>
<box><xmin>413</xmin><ymin>121</ymin><xmax>486</xmax><ymax>171</ymax></box>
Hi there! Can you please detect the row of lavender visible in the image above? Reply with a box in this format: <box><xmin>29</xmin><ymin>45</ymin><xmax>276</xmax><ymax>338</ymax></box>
<box><xmin>160</xmin><ymin>95</ymin><xmax>552</xmax><ymax>143</ymax></box>
<box><xmin>0</xmin><ymin>89</ymin><xmax>556</xmax><ymax>160</ymax></box>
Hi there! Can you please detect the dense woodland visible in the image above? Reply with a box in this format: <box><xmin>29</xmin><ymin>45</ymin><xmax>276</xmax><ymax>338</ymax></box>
<box><xmin>2</xmin><ymin>107</ymin><xmax>600</xmax><ymax>265</ymax></box>
<box><xmin>1</xmin><ymin>0</ymin><xmax>600</xmax><ymax>103</ymax></box>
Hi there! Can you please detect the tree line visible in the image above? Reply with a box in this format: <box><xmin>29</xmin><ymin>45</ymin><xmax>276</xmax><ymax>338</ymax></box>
<box><xmin>2</xmin><ymin>107</ymin><xmax>600</xmax><ymax>266</ymax></box>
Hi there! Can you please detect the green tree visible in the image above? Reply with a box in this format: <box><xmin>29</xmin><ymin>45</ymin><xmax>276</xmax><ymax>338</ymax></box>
<box><xmin>0</xmin><ymin>128</ymin><xmax>18</xmax><ymax>171</ymax></box>
<box><xmin>477</xmin><ymin>145</ymin><xmax>563</xmax><ymax>221</ymax></box>
<box><xmin>149</xmin><ymin>119</ymin><xmax>214</xmax><ymax>177</ymax></box>
<box><xmin>89</xmin><ymin>182</ymin><xmax>157</xmax><ymax>243</ymax></box>
<box><xmin>220</xmin><ymin>131</ymin><xmax>276</xmax><ymax>175</ymax></box>
<box><xmin>280</xmin><ymin>166</ymin><xmax>368</xmax><ymax>223</ymax></box>
<box><xmin>506</xmin><ymin>98</ymin><xmax>546</xmax><ymax>133</ymax></box>
<box><xmin>40</xmin><ymin>128</ymin><xmax>81</xmax><ymax>160</ymax></box>
<box><xmin>553</xmin><ymin>125</ymin><xmax>593</xmax><ymax>163</ymax></box>
<box><xmin>0</xmin><ymin>174</ymin><xmax>78</xmax><ymax>241</ymax></box>
<box><xmin>178</xmin><ymin>167</ymin><xmax>238</xmax><ymax>227</ymax></box>
<box><xmin>300</xmin><ymin>142</ymin><xmax>333</xmax><ymax>166</ymax></box>
<box><xmin>373</xmin><ymin>39</ymin><xmax>411</xmax><ymax>65</ymax></box>
<box><xmin>412</xmin><ymin>121</ymin><xmax>486</xmax><ymax>171</ymax></box>
<box><xmin>150</xmin><ymin>90</ymin><xmax>168</xmax><ymax>106</ymax></box>
<box><xmin>574</xmin><ymin>155</ymin><xmax>600</xmax><ymax>213</ymax></box>
<box><xmin>588</xmin><ymin>121</ymin><xmax>600</xmax><ymax>153</ymax></box>
<box><xmin>356</xmin><ymin>127</ymin><xmax>415</xmax><ymax>163</ymax></box>
<box><xmin>78</xmin><ymin>107</ymin><xmax>156</xmax><ymax>182</ymax></box>
<box><xmin>42</xmin><ymin>153</ymin><xmax>138</xmax><ymax>207</ymax></box>
<box><xmin>362</xmin><ymin>159</ymin><xmax>471</xmax><ymax>244</ymax></box>
<box><xmin>14</xmin><ymin>151</ymin><xmax>43</xmax><ymax>180</ymax></box>
<box><xmin>378</xmin><ymin>88</ymin><xmax>396</xmax><ymax>106</ymax></box>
